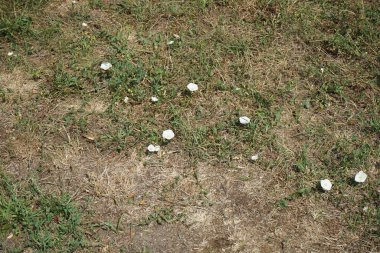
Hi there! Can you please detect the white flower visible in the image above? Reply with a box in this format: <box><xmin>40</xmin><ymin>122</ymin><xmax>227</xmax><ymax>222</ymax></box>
<box><xmin>321</xmin><ymin>68</ymin><xmax>324</xmax><ymax>73</ymax></box>
<box><xmin>162</xmin><ymin>129</ymin><xmax>175</xmax><ymax>140</ymax></box>
<box><xmin>147</xmin><ymin>144</ymin><xmax>160</xmax><ymax>153</ymax></box>
<box><xmin>173</xmin><ymin>34</ymin><xmax>180</xmax><ymax>39</ymax></box>
<box><xmin>151</xmin><ymin>96</ymin><xmax>158</xmax><ymax>102</ymax></box>
<box><xmin>239</xmin><ymin>116</ymin><xmax>250</xmax><ymax>125</ymax></box>
<box><xmin>250</xmin><ymin>154</ymin><xmax>259</xmax><ymax>161</ymax></box>
<box><xmin>320</xmin><ymin>179</ymin><xmax>332</xmax><ymax>191</ymax></box>
<box><xmin>354</xmin><ymin>171</ymin><xmax>367</xmax><ymax>183</ymax></box>
<box><xmin>187</xmin><ymin>83</ymin><xmax>198</xmax><ymax>92</ymax></box>
<box><xmin>82</xmin><ymin>22</ymin><xmax>88</xmax><ymax>27</ymax></box>
<box><xmin>7</xmin><ymin>52</ymin><xmax>14</xmax><ymax>56</ymax></box>
<box><xmin>167</xmin><ymin>40</ymin><xmax>174</xmax><ymax>45</ymax></box>
<box><xmin>123</xmin><ymin>96</ymin><xmax>129</xmax><ymax>103</ymax></box>
<box><xmin>72</xmin><ymin>0</ymin><xmax>77</xmax><ymax>3</ymax></box>
<box><xmin>100</xmin><ymin>62</ymin><xmax>112</xmax><ymax>71</ymax></box>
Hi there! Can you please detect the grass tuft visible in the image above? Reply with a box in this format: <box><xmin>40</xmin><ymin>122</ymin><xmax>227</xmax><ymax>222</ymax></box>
<box><xmin>0</xmin><ymin>174</ymin><xmax>86</xmax><ymax>252</ymax></box>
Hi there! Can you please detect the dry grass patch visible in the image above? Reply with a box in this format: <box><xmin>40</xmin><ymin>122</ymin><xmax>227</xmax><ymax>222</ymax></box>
<box><xmin>0</xmin><ymin>0</ymin><xmax>379</xmax><ymax>252</ymax></box>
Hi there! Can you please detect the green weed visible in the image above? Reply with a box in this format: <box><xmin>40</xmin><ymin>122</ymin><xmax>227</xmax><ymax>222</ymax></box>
<box><xmin>0</xmin><ymin>174</ymin><xmax>85</xmax><ymax>252</ymax></box>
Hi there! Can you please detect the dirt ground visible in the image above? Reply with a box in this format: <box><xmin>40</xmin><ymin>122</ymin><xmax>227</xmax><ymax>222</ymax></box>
<box><xmin>0</xmin><ymin>0</ymin><xmax>379</xmax><ymax>252</ymax></box>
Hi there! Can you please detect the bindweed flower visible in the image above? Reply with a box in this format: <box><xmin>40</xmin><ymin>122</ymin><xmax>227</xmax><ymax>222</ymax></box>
<box><xmin>151</xmin><ymin>96</ymin><xmax>158</xmax><ymax>102</ymax></box>
<box><xmin>100</xmin><ymin>62</ymin><xmax>112</xmax><ymax>71</ymax></box>
<box><xmin>250</xmin><ymin>154</ymin><xmax>259</xmax><ymax>161</ymax></box>
<box><xmin>123</xmin><ymin>96</ymin><xmax>129</xmax><ymax>103</ymax></box>
<box><xmin>162</xmin><ymin>129</ymin><xmax>175</xmax><ymax>140</ymax></box>
<box><xmin>147</xmin><ymin>144</ymin><xmax>160</xmax><ymax>153</ymax></box>
<box><xmin>187</xmin><ymin>83</ymin><xmax>198</xmax><ymax>92</ymax></box>
<box><xmin>239</xmin><ymin>116</ymin><xmax>250</xmax><ymax>125</ymax></box>
<box><xmin>82</xmin><ymin>22</ymin><xmax>88</xmax><ymax>27</ymax></box>
<box><xmin>167</xmin><ymin>40</ymin><xmax>174</xmax><ymax>45</ymax></box>
<box><xmin>7</xmin><ymin>52</ymin><xmax>14</xmax><ymax>56</ymax></box>
<box><xmin>320</xmin><ymin>179</ymin><xmax>332</xmax><ymax>191</ymax></box>
<box><xmin>354</xmin><ymin>171</ymin><xmax>367</xmax><ymax>183</ymax></box>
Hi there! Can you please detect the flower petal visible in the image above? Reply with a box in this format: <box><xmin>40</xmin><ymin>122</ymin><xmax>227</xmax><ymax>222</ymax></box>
<box><xmin>250</xmin><ymin>154</ymin><xmax>259</xmax><ymax>161</ymax></box>
<box><xmin>100</xmin><ymin>62</ymin><xmax>112</xmax><ymax>70</ymax></box>
<box><xmin>187</xmin><ymin>83</ymin><xmax>198</xmax><ymax>92</ymax></box>
<box><xmin>162</xmin><ymin>129</ymin><xmax>175</xmax><ymax>140</ymax></box>
<box><xmin>354</xmin><ymin>171</ymin><xmax>367</xmax><ymax>183</ymax></box>
<box><xmin>239</xmin><ymin>116</ymin><xmax>250</xmax><ymax>125</ymax></box>
<box><xmin>147</xmin><ymin>144</ymin><xmax>160</xmax><ymax>152</ymax></box>
<box><xmin>320</xmin><ymin>179</ymin><xmax>332</xmax><ymax>191</ymax></box>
